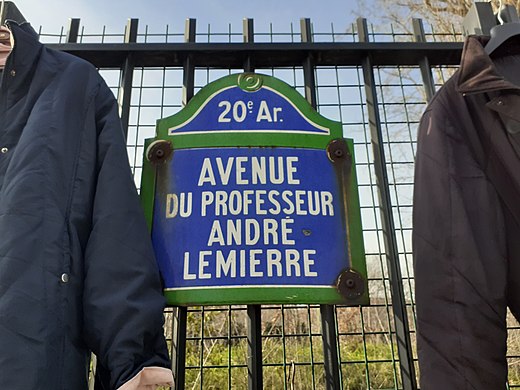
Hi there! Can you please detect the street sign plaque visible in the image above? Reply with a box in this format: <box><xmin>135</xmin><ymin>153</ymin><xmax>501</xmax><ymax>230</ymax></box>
<box><xmin>141</xmin><ymin>73</ymin><xmax>368</xmax><ymax>306</ymax></box>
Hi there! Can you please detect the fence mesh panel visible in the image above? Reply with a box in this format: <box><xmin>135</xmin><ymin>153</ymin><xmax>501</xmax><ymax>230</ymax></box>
<box><xmin>33</xmin><ymin>17</ymin><xmax>520</xmax><ymax>389</ymax></box>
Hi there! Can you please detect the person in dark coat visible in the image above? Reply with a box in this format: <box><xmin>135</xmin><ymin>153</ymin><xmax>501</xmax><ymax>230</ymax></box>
<box><xmin>0</xmin><ymin>21</ymin><xmax>173</xmax><ymax>389</ymax></box>
<box><xmin>414</xmin><ymin>35</ymin><xmax>520</xmax><ymax>389</ymax></box>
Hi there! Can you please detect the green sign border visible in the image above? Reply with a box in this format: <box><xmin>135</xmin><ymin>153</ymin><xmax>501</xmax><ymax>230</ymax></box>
<box><xmin>140</xmin><ymin>73</ymin><xmax>368</xmax><ymax>306</ymax></box>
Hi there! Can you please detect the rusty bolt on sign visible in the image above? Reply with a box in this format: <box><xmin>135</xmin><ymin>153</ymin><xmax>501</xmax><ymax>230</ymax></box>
<box><xmin>326</xmin><ymin>138</ymin><xmax>351</xmax><ymax>165</ymax></box>
<box><xmin>336</xmin><ymin>269</ymin><xmax>365</xmax><ymax>300</ymax></box>
<box><xmin>147</xmin><ymin>140</ymin><xmax>173</xmax><ymax>164</ymax></box>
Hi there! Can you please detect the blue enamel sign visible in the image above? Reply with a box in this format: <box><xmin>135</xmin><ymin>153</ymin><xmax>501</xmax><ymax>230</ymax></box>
<box><xmin>142</xmin><ymin>73</ymin><xmax>367</xmax><ymax>306</ymax></box>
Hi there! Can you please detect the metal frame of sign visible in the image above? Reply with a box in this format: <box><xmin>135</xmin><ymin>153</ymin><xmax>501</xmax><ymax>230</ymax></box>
<box><xmin>141</xmin><ymin>73</ymin><xmax>368</xmax><ymax>306</ymax></box>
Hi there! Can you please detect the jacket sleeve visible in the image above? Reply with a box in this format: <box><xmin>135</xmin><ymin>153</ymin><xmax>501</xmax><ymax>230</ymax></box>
<box><xmin>117</xmin><ymin>367</ymin><xmax>174</xmax><ymax>390</ymax></box>
<box><xmin>82</xmin><ymin>79</ymin><xmax>172</xmax><ymax>389</ymax></box>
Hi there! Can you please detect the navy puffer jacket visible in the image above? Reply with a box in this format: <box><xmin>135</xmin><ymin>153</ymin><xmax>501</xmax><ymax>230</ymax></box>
<box><xmin>0</xmin><ymin>21</ymin><xmax>170</xmax><ymax>389</ymax></box>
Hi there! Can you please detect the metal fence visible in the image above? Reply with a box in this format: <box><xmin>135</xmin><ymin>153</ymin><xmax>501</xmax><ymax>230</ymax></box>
<box><xmin>34</xmin><ymin>13</ymin><xmax>520</xmax><ymax>390</ymax></box>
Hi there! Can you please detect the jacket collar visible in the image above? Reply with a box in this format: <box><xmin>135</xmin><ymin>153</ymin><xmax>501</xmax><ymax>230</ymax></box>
<box><xmin>2</xmin><ymin>21</ymin><xmax>43</xmax><ymax>93</ymax></box>
<box><xmin>457</xmin><ymin>35</ymin><xmax>520</xmax><ymax>95</ymax></box>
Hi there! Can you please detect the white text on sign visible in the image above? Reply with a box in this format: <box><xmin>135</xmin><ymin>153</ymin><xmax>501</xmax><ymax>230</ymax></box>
<box><xmin>218</xmin><ymin>100</ymin><xmax>283</xmax><ymax>123</ymax></box>
<box><xmin>165</xmin><ymin>154</ymin><xmax>336</xmax><ymax>280</ymax></box>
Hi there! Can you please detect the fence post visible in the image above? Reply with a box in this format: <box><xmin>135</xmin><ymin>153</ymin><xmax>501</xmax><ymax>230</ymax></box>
<box><xmin>118</xmin><ymin>18</ymin><xmax>138</xmax><ymax>139</ymax></box>
<box><xmin>356</xmin><ymin>17</ymin><xmax>418</xmax><ymax>390</ymax></box>
<box><xmin>301</xmin><ymin>17</ymin><xmax>342</xmax><ymax>390</ymax></box>
<box><xmin>242</xmin><ymin>17</ymin><xmax>264</xmax><ymax>390</ymax></box>
<box><xmin>462</xmin><ymin>1</ymin><xmax>495</xmax><ymax>36</ymax></box>
<box><xmin>172</xmin><ymin>19</ymin><xmax>196</xmax><ymax>390</ymax></box>
<box><xmin>412</xmin><ymin>19</ymin><xmax>435</xmax><ymax>102</ymax></box>
<box><xmin>172</xmin><ymin>306</ymin><xmax>187</xmax><ymax>390</ymax></box>
<box><xmin>243</xmin><ymin>18</ymin><xmax>255</xmax><ymax>72</ymax></box>
<box><xmin>182</xmin><ymin>18</ymin><xmax>196</xmax><ymax>106</ymax></box>
<box><xmin>66</xmin><ymin>18</ymin><xmax>80</xmax><ymax>44</ymax></box>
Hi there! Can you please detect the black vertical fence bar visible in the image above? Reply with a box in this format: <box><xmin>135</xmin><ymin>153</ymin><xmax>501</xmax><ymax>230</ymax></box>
<box><xmin>172</xmin><ymin>305</ymin><xmax>187</xmax><ymax>390</ymax></box>
<box><xmin>117</xmin><ymin>18</ymin><xmax>138</xmax><ymax>139</ymax></box>
<box><xmin>66</xmin><ymin>18</ymin><xmax>80</xmax><ymax>44</ymax></box>
<box><xmin>246</xmin><ymin>304</ymin><xmax>262</xmax><ymax>390</ymax></box>
<box><xmin>412</xmin><ymin>18</ymin><xmax>436</xmax><ymax>102</ymax></box>
<box><xmin>300</xmin><ymin>17</ymin><xmax>342</xmax><ymax>390</ymax></box>
<box><xmin>242</xmin><ymin>17</ymin><xmax>264</xmax><ymax>390</ymax></box>
<box><xmin>356</xmin><ymin>17</ymin><xmax>418</xmax><ymax>390</ymax></box>
<box><xmin>243</xmin><ymin>18</ymin><xmax>254</xmax><ymax>72</ymax></box>
<box><xmin>301</xmin><ymin>18</ymin><xmax>316</xmax><ymax>108</ymax></box>
<box><xmin>172</xmin><ymin>18</ymin><xmax>196</xmax><ymax>390</ymax></box>
<box><xmin>182</xmin><ymin>18</ymin><xmax>196</xmax><ymax>106</ymax></box>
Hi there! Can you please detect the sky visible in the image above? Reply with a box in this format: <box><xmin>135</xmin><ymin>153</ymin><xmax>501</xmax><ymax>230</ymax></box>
<box><xmin>10</xmin><ymin>0</ymin><xmax>366</xmax><ymax>35</ymax></box>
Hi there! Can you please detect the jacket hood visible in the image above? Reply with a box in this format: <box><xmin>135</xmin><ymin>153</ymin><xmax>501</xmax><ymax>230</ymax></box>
<box><xmin>2</xmin><ymin>21</ymin><xmax>43</xmax><ymax>93</ymax></box>
<box><xmin>457</xmin><ymin>35</ymin><xmax>520</xmax><ymax>95</ymax></box>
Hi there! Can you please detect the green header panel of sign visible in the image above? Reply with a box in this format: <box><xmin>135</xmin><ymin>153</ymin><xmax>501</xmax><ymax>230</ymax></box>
<box><xmin>141</xmin><ymin>73</ymin><xmax>368</xmax><ymax>306</ymax></box>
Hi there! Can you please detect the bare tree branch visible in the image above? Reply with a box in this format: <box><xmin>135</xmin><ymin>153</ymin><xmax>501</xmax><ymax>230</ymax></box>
<box><xmin>361</xmin><ymin>0</ymin><xmax>520</xmax><ymax>34</ymax></box>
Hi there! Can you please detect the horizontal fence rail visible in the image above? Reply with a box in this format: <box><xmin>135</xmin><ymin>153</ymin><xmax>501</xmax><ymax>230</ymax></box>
<box><xmin>47</xmin><ymin>41</ymin><xmax>463</xmax><ymax>68</ymax></box>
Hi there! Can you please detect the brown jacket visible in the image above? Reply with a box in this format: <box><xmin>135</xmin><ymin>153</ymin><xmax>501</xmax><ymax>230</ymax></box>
<box><xmin>414</xmin><ymin>36</ymin><xmax>520</xmax><ymax>389</ymax></box>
